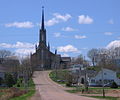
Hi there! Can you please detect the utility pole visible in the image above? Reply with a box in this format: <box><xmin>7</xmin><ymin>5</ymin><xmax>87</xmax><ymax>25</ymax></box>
<box><xmin>101</xmin><ymin>67</ymin><xmax>105</xmax><ymax>97</ymax></box>
<box><xmin>100</xmin><ymin>53</ymin><xmax>106</xmax><ymax>98</ymax></box>
<box><xmin>83</xmin><ymin>56</ymin><xmax>88</xmax><ymax>92</ymax></box>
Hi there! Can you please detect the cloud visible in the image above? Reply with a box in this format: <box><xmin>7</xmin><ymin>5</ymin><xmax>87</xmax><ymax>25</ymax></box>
<box><xmin>0</xmin><ymin>42</ymin><xmax>34</xmax><ymax>49</ymax></box>
<box><xmin>5</xmin><ymin>21</ymin><xmax>34</xmax><ymax>28</ymax></box>
<box><xmin>75</xmin><ymin>35</ymin><xmax>87</xmax><ymax>39</ymax></box>
<box><xmin>62</xmin><ymin>27</ymin><xmax>76</xmax><ymax>32</ymax></box>
<box><xmin>104</xmin><ymin>32</ymin><xmax>113</xmax><ymax>36</ymax></box>
<box><xmin>78</xmin><ymin>15</ymin><xmax>93</xmax><ymax>24</ymax></box>
<box><xmin>57</xmin><ymin>45</ymin><xmax>79</xmax><ymax>53</ymax></box>
<box><xmin>0</xmin><ymin>42</ymin><xmax>35</xmax><ymax>57</ymax></box>
<box><xmin>15</xmin><ymin>48</ymin><xmax>35</xmax><ymax>56</ymax></box>
<box><xmin>45</xmin><ymin>13</ymin><xmax>71</xmax><ymax>26</ymax></box>
<box><xmin>108</xmin><ymin>19</ymin><xmax>114</xmax><ymax>24</ymax></box>
<box><xmin>45</xmin><ymin>18</ymin><xmax>59</xmax><ymax>26</ymax></box>
<box><xmin>53</xmin><ymin>13</ymin><xmax>71</xmax><ymax>21</ymax></box>
<box><xmin>61</xmin><ymin>53</ymin><xmax>69</xmax><ymax>57</ymax></box>
<box><xmin>54</xmin><ymin>32</ymin><xmax>61</xmax><ymax>37</ymax></box>
<box><xmin>106</xmin><ymin>40</ymin><xmax>120</xmax><ymax>49</ymax></box>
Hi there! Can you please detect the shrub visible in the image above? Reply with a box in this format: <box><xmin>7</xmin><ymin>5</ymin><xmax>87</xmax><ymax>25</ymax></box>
<box><xmin>66</xmin><ymin>82</ymin><xmax>72</xmax><ymax>87</ymax></box>
<box><xmin>4</xmin><ymin>73</ymin><xmax>16</xmax><ymax>87</ymax></box>
<box><xmin>110</xmin><ymin>81</ymin><xmax>118</xmax><ymax>88</ymax></box>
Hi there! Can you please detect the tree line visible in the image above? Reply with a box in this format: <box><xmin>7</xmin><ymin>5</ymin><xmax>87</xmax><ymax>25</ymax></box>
<box><xmin>0</xmin><ymin>49</ymin><xmax>33</xmax><ymax>87</ymax></box>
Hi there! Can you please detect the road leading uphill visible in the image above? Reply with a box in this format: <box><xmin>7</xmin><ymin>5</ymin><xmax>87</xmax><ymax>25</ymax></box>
<box><xmin>32</xmin><ymin>71</ymin><xmax>98</xmax><ymax>100</ymax></box>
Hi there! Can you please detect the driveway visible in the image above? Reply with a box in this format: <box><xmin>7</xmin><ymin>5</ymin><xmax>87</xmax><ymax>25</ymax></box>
<box><xmin>31</xmin><ymin>71</ymin><xmax>98</xmax><ymax>100</ymax></box>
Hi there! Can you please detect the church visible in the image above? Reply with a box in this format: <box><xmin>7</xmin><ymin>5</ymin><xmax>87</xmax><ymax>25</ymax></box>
<box><xmin>31</xmin><ymin>7</ymin><xmax>71</xmax><ymax>70</ymax></box>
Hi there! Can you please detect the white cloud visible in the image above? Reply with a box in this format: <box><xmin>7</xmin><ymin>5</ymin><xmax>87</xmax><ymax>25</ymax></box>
<box><xmin>15</xmin><ymin>48</ymin><xmax>35</xmax><ymax>56</ymax></box>
<box><xmin>78</xmin><ymin>15</ymin><xmax>93</xmax><ymax>24</ymax></box>
<box><xmin>61</xmin><ymin>53</ymin><xmax>69</xmax><ymax>57</ymax></box>
<box><xmin>45</xmin><ymin>18</ymin><xmax>59</xmax><ymax>26</ymax></box>
<box><xmin>106</xmin><ymin>40</ymin><xmax>120</xmax><ymax>49</ymax></box>
<box><xmin>45</xmin><ymin>13</ymin><xmax>71</xmax><ymax>26</ymax></box>
<box><xmin>5</xmin><ymin>21</ymin><xmax>34</xmax><ymax>28</ymax></box>
<box><xmin>53</xmin><ymin>13</ymin><xmax>71</xmax><ymax>21</ymax></box>
<box><xmin>104</xmin><ymin>32</ymin><xmax>113</xmax><ymax>36</ymax></box>
<box><xmin>54</xmin><ymin>32</ymin><xmax>61</xmax><ymax>37</ymax></box>
<box><xmin>75</xmin><ymin>35</ymin><xmax>87</xmax><ymax>39</ymax></box>
<box><xmin>57</xmin><ymin>45</ymin><xmax>79</xmax><ymax>53</ymax></box>
<box><xmin>108</xmin><ymin>19</ymin><xmax>114</xmax><ymax>24</ymax></box>
<box><xmin>62</xmin><ymin>27</ymin><xmax>76</xmax><ymax>32</ymax></box>
<box><xmin>0</xmin><ymin>42</ymin><xmax>35</xmax><ymax>57</ymax></box>
<box><xmin>0</xmin><ymin>42</ymin><xmax>34</xmax><ymax>49</ymax></box>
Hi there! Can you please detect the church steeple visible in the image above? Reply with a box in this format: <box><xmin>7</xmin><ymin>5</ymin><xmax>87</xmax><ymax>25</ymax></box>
<box><xmin>48</xmin><ymin>42</ymin><xmax>50</xmax><ymax>51</ymax></box>
<box><xmin>39</xmin><ymin>6</ymin><xmax>46</xmax><ymax>45</ymax></box>
<box><xmin>55</xmin><ymin>49</ymin><xmax>57</xmax><ymax>55</ymax></box>
<box><xmin>41</xmin><ymin>6</ymin><xmax>45</xmax><ymax>30</ymax></box>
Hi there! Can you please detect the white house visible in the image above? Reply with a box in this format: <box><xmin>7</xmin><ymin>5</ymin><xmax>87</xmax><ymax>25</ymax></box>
<box><xmin>79</xmin><ymin>68</ymin><xmax>120</xmax><ymax>86</ymax></box>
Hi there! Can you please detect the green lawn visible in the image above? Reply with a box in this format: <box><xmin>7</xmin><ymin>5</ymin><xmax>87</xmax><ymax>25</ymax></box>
<box><xmin>86</xmin><ymin>96</ymin><xmax>119</xmax><ymax>100</ymax></box>
<box><xmin>0</xmin><ymin>92</ymin><xmax>5</xmax><ymax>97</ymax></box>
<box><xmin>49</xmin><ymin>70</ymin><xmax>69</xmax><ymax>84</ymax></box>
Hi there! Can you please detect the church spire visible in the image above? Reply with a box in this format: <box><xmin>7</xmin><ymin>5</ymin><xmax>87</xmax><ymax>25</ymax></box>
<box><xmin>41</xmin><ymin>6</ymin><xmax>45</xmax><ymax>30</ymax></box>
<box><xmin>48</xmin><ymin>42</ymin><xmax>50</xmax><ymax>51</ymax></box>
<box><xmin>39</xmin><ymin>6</ymin><xmax>46</xmax><ymax>45</ymax></box>
<box><xmin>55</xmin><ymin>49</ymin><xmax>57</xmax><ymax>55</ymax></box>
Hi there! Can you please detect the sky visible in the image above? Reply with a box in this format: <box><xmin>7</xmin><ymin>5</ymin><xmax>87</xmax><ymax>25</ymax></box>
<box><xmin>0</xmin><ymin>0</ymin><xmax>120</xmax><ymax>58</ymax></box>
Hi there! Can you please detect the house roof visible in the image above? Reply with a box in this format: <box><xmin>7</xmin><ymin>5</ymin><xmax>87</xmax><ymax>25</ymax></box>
<box><xmin>81</xmin><ymin>68</ymin><xmax>116</xmax><ymax>78</ymax></box>
<box><xmin>0</xmin><ymin>64</ymin><xmax>11</xmax><ymax>72</ymax></box>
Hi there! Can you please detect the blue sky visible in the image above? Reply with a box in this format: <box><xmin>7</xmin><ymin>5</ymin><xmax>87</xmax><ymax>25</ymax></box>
<box><xmin>0</xmin><ymin>0</ymin><xmax>120</xmax><ymax>57</ymax></box>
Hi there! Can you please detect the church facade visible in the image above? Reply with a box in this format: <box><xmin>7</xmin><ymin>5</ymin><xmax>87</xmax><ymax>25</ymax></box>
<box><xmin>31</xmin><ymin>7</ymin><xmax>61</xmax><ymax>70</ymax></box>
<box><xmin>31</xmin><ymin>7</ymin><xmax>71</xmax><ymax>70</ymax></box>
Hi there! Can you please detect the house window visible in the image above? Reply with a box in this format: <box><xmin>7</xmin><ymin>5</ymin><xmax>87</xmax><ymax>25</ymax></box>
<box><xmin>104</xmin><ymin>73</ymin><xmax>107</xmax><ymax>75</ymax></box>
<box><xmin>91</xmin><ymin>79</ymin><xmax>95</xmax><ymax>83</ymax></box>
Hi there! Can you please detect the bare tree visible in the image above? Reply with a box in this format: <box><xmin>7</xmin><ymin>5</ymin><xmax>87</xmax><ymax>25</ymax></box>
<box><xmin>0</xmin><ymin>50</ymin><xmax>13</xmax><ymax>63</ymax></box>
<box><xmin>87</xmin><ymin>48</ymin><xmax>99</xmax><ymax>67</ymax></box>
<box><xmin>71</xmin><ymin>54</ymin><xmax>86</xmax><ymax>65</ymax></box>
<box><xmin>20</xmin><ymin>56</ymin><xmax>33</xmax><ymax>89</ymax></box>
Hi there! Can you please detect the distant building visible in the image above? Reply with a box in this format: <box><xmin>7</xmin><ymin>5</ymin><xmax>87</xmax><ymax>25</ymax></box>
<box><xmin>69</xmin><ymin>64</ymin><xmax>83</xmax><ymax>74</ymax></box>
<box><xmin>60</xmin><ymin>57</ymin><xmax>71</xmax><ymax>69</ymax></box>
<box><xmin>31</xmin><ymin>7</ymin><xmax>71</xmax><ymax>70</ymax></box>
<box><xmin>79</xmin><ymin>68</ymin><xmax>120</xmax><ymax>86</ymax></box>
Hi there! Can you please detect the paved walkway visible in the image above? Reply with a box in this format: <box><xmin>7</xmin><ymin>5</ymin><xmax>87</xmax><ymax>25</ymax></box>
<box><xmin>31</xmin><ymin>71</ymin><xmax>98</xmax><ymax>100</ymax></box>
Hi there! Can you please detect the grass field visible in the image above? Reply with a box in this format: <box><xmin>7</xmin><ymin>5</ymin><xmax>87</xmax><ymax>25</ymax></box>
<box><xmin>86</xmin><ymin>96</ymin><xmax>119</xmax><ymax>100</ymax></box>
<box><xmin>49</xmin><ymin>70</ymin><xmax>69</xmax><ymax>84</ymax></box>
<box><xmin>0</xmin><ymin>78</ymin><xmax>35</xmax><ymax>100</ymax></box>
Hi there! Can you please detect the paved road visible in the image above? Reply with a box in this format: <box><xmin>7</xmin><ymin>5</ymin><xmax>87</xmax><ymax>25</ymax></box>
<box><xmin>32</xmin><ymin>71</ymin><xmax>98</xmax><ymax>100</ymax></box>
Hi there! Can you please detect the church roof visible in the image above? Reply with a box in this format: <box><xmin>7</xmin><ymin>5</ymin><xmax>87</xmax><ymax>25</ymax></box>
<box><xmin>61</xmin><ymin>57</ymin><xmax>71</xmax><ymax>62</ymax></box>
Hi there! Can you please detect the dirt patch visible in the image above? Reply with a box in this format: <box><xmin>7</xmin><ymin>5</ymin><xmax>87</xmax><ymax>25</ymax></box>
<box><xmin>0</xmin><ymin>87</ymin><xmax>27</xmax><ymax>100</ymax></box>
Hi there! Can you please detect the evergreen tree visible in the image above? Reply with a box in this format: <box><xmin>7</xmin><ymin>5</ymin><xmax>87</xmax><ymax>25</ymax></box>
<box><xmin>4</xmin><ymin>73</ymin><xmax>15</xmax><ymax>87</ymax></box>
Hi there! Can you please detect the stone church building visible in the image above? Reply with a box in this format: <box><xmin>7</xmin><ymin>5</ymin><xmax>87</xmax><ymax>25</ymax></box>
<box><xmin>31</xmin><ymin>7</ymin><xmax>71</xmax><ymax>70</ymax></box>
